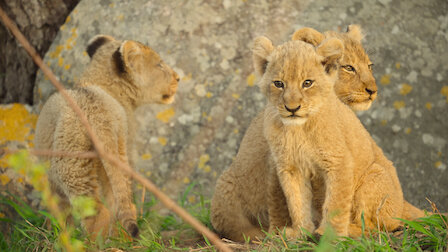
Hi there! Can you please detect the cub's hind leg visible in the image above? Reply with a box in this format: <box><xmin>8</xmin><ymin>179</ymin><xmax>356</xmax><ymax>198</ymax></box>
<box><xmin>50</xmin><ymin>119</ymin><xmax>112</xmax><ymax>239</ymax></box>
<box><xmin>350</xmin><ymin>163</ymin><xmax>403</xmax><ymax>237</ymax></box>
<box><xmin>267</xmin><ymin>169</ymin><xmax>293</xmax><ymax>236</ymax></box>
<box><xmin>211</xmin><ymin>172</ymin><xmax>266</xmax><ymax>242</ymax></box>
<box><xmin>50</xmin><ymin>156</ymin><xmax>112</xmax><ymax>239</ymax></box>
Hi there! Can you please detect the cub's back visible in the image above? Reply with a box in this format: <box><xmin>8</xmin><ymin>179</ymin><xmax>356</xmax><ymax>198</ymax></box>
<box><xmin>34</xmin><ymin>86</ymin><xmax>127</xmax><ymax>152</ymax></box>
<box><xmin>34</xmin><ymin>93</ymin><xmax>65</xmax><ymax>151</ymax></box>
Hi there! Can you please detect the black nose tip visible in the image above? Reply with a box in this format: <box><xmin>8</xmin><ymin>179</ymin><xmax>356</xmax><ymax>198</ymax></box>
<box><xmin>285</xmin><ymin>105</ymin><xmax>301</xmax><ymax>113</ymax></box>
<box><xmin>365</xmin><ymin>88</ymin><xmax>376</xmax><ymax>95</ymax></box>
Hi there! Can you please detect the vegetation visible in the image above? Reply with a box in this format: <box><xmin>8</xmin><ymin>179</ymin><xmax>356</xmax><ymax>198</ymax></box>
<box><xmin>1</xmin><ymin>151</ymin><xmax>447</xmax><ymax>251</ymax></box>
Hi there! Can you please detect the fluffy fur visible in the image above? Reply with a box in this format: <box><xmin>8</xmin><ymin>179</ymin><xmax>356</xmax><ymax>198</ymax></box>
<box><xmin>293</xmin><ymin>25</ymin><xmax>377</xmax><ymax>111</ymax></box>
<box><xmin>34</xmin><ymin>35</ymin><xmax>179</xmax><ymax>239</ymax></box>
<box><xmin>210</xmin><ymin>27</ymin><xmax>423</xmax><ymax>242</ymax></box>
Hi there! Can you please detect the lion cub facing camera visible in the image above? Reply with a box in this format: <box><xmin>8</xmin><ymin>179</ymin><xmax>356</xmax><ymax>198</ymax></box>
<box><xmin>255</xmin><ymin>37</ymin><xmax>414</xmax><ymax>238</ymax></box>
<box><xmin>211</xmin><ymin>25</ymin><xmax>402</xmax><ymax>242</ymax></box>
<box><xmin>34</xmin><ymin>35</ymin><xmax>179</xmax><ymax>239</ymax></box>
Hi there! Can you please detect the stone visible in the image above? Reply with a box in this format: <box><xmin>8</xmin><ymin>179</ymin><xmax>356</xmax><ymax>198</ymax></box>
<box><xmin>32</xmin><ymin>0</ymin><xmax>448</xmax><ymax>211</ymax></box>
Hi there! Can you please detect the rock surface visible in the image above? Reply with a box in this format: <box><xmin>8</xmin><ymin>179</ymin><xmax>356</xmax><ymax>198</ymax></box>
<box><xmin>34</xmin><ymin>0</ymin><xmax>447</xmax><ymax>211</ymax></box>
<box><xmin>0</xmin><ymin>0</ymin><xmax>79</xmax><ymax>104</ymax></box>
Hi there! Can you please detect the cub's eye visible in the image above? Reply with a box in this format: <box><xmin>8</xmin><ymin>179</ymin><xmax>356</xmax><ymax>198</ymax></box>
<box><xmin>273</xmin><ymin>80</ymin><xmax>284</xmax><ymax>89</ymax></box>
<box><xmin>368</xmin><ymin>64</ymin><xmax>374</xmax><ymax>70</ymax></box>
<box><xmin>342</xmin><ymin>65</ymin><xmax>356</xmax><ymax>72</ymax></box>
<box><xmin>302</xmin><ymin>80</ymin><xmax>314</xmax><ymax>88</ymax></box>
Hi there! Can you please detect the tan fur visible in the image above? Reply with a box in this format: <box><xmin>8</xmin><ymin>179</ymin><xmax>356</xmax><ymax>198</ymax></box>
<box><xmin>293</xmin><ymin>25</ymin><xmax>377</xmax><ymax>111</ymax></box>
<box><xmin>258</xmin><ymin>37</ymin><xmax>408</xmax><ymax>237</ymax></box>
<box><xmin>210</xmin><ymin>27</ymin><xmax>423</xmax><ymax>242</ymax></box>
<box><xmin>34</xmin><ymin>35</ymin><xmax>179</xmax><ymax>239</ymax></box>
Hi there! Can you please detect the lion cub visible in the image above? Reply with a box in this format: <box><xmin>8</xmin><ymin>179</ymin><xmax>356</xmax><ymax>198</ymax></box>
<box><xmin>34</xmin><ymin>35</ymin><xmax>179</xmax><ymax>239</ymax></box>
<box><xmin>211</xmin><ymin>26</ymin><xmax>423</xmax><ymax>241</ymax></box>
<box><xmin>211</xmin><ymin>26</ymin><xmax>385</xmax><ymax>242</ymax></box>
<box><xmin>255</xmin><ymin>37</ymin><xmax>413</xmax><ymax>238</ymax></box>
<box><xmin>292</xmin><ymin>25</ymin><xmax>377</xmax><ymax>111</ymax></box>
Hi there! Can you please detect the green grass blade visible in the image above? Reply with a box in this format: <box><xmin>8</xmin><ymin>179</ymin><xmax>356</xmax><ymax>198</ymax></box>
<box><xmin>398</xmin><ymin>218</ymin><xmax>437</xmax><ymax>240</ymax></box>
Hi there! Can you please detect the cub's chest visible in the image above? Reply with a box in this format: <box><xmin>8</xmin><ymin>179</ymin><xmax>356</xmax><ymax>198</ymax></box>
<box><xmin>270</xmin><ymin>128</ymin><xmax>322</xmax><ymax>177</ymax></box>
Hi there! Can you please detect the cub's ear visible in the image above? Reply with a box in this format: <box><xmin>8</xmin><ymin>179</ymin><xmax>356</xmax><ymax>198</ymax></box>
<box><xmin>291</xmin><ymin>27</ymin><xmax>325</xmax><ymax>47</ymax></box>
<box><xmin>113</xmin><ymin>40</ymin><xmax>144</xmax><ymax>74</ymax></box>
<box><xmin>252</xmin><ymin>36</ymin><xmax>274</xmax><ymax>76</ymax></box>
<box><xmin>346</xmin><ymin>24</ymin><xmax>364</xmax><ymax>42</ymax></box>
<box><xmin>316</xmin><ymin>37</ymin><xmax>343</xmax><ymax>72</ymax></box>
<box><xmin>86</xmin><ymin>35</ymin><xmax>115</xmax><ymax>58</ymax></box>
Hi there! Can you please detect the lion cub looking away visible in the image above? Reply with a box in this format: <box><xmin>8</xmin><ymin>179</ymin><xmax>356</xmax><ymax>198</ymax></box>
<box><xmin>34</xmin><ymin>35</ymin><xmax>179</xmax><ymax>239</ymax></box>
<box><xmin>255</xmin><ymin>37</ymin><xmax>415</xmax><ymax>238</ymax></box>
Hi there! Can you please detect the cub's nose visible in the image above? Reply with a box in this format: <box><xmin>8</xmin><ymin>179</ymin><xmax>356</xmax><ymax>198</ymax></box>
<box><xmin>285</xmin><ymin>105</ymin><xmax>301</xmax><ymax>113</ymax></box>
<box><xmin>173</xmin><ymin>71</ymin><xmax>180</xmax><ymax>82</ymax></box>
<box><xmin>365</xmin><ymin>88</ymin><xmax>376</xmax><ymax>96</ymax></box>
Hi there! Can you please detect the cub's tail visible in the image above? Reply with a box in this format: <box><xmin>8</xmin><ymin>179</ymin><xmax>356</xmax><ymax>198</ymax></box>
<box><xmin>403</xmin><ymin>200</ymin><xmax>425</xmax><ymax>220</ymax></box>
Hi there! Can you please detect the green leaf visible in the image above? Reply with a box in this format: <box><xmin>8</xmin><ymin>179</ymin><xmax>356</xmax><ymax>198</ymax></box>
<box><xmin>71</xmin><ymin>196</ymin><xmax>96</xmax><ymax>219</ymax></box>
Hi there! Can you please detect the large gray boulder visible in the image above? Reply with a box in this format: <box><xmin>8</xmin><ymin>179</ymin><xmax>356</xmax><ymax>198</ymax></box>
<box><xmin>35</xmin><ymin>0</ymin><xmax>448</xmax><ymax>211</ymax></box>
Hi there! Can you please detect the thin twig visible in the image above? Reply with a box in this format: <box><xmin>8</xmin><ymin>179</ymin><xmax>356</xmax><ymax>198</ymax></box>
<box><xmin>0</xmin><ymin>7</ymin><xmax>231</xmax><ymax>252</ymax></box>
<box><xmin>279</xmin><ymin>233</ymin><xmax>288</xmax><ymax>249</ymax></box>
<box><xmin>3</xmin><ymin>148</ymin><xmax>98</xmax><ymax>159</ymax></box>
<box><xmin>140</xmin><ymin>187</ymin><xmax>146</xmax><ymax>216</ymax></box>
<box><xmin>426</xmin><ymin>198</ymin><xmax>448</xmax><ymax>228</ymax></box>
<box><xmin>376</xmin><ymin>195</ymin><xmax>388</xmax><ymax>244</ymax></box>
<box><xmin>382</xmin><ymin>218</ymin><xmax>392</xmax><ymax>244</ymax></box>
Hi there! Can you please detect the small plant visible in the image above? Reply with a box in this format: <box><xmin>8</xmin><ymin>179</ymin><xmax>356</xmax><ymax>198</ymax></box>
<box><xmin>1</xmin><ymin>150</ymin><xmax>85</xmax><ymax>251</ymax></box>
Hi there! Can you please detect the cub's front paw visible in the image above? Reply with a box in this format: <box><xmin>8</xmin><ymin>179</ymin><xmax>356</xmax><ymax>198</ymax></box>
<box><xmin>284</xmin><ymin>227</ymin><xmax>300</xmax><ymax>239</ymax></box>
<box><xmin>315</xmin><ymin>225</ymin><xmax>347</xmax><ymax>237</ymax></box>
<box><xmin>269</xmin><ymin>226</ymin><xmax>298</xmax><ymax>239</ymax></box>
<box><xmin>314</xmin><ymin>226</ymin><xmax>325</xmax><ymax>236</ymax></box>
<box><xmin>280</xmin><ymin>227</ymin><xmax>312</xmax><ymax>240</ymax></box>
<box><xmin>126</xmin><ymin>221</ymin><xmax>139</xmax><ymax>238</ymax></box>
<box><xmin>122</xmin><ymin>219</ymin><xmax>139</xmax><ymax>238</ymax></box>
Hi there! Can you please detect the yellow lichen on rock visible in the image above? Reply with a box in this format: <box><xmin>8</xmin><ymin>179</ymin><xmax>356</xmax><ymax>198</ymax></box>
<box><xmin>246</xmin><ymin>73</ymin><xmax>256</xmax><ymax>86</ymax></box>
<box><xmin>441</xmin><ymin>86</ymin><xmax>448</xmax><ymax>103</ymax></box>
<box><xmin>400</xmin><ymin>83</ymin><xmax>413</xmax><ymax>95</ymax></box>
<box><xmin>393</xmin><ymin>100</ymin><xmax>406</xmax><ymax>110</ymax></box>
<box><xmin>158</xmin><ymin>137</ymin><xmax>167</xmax><ymax>146</ymax></box>
<box><xmin>198</xmin><ymin>154</ymin><xmax>210</xmax><ymax>169</ymax></box>
<box><xmin>49</xmin><ymin>45</ymin><xmax>64</xmax><ymax>59</ymax></box>
<box><xmin>405</xmin><ymin>128</ymin><xmax>412</xmax><ymax>134</ymax></box>
<box><xmin>0</xmin><ymin>104</ymin><xmax>45</xmax><ymax>178</ymax></box>
<box><xmin>156</xmin><ymin>107</ymin><xmax>175</xmax><ymax>123</ymax></box>
<box><xmin>203</xmin><ymin>165</ymin><xmax>211</xmax><ymax>173</ymax></box>
<box><xmin>0</xmin><ymin>174</ymin><xmax>11</xmax><ymax>185</ymax></box>
<box><xmin>380</xmin><ymin>74</ymin><xmax>391</xmax><ymax>85</ymax></box>
<box><xmin>141</xmin><ymin>153</ymin><xmax>152</xmax><ymax>160</ymax></box>
<box><xmin>0</xmin><ymin>104</ymin><xmax>37</xmax><ymax>145</ymax></box>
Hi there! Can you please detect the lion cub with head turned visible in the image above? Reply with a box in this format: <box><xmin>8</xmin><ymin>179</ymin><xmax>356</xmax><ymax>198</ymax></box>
<box><xmin>34</xmin><ymin>35</ymin><xmax>179</xmax><ymax>239</ymax></box>
<box><xmin>256</xmin><ymin>37</ymin><xmax>412</xmax><ymax>237</ymax></box>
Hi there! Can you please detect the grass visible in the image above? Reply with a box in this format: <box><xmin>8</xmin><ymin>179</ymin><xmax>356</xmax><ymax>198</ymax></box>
<box><xmin>1</xmin><ymin>151</ymin><xmax>447</xmax><ymax>251</ymax></box>
<box><xmin>2</xmin><ymin>191</ymin><xmax>447</xmax><ymax>252</ymax></box>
